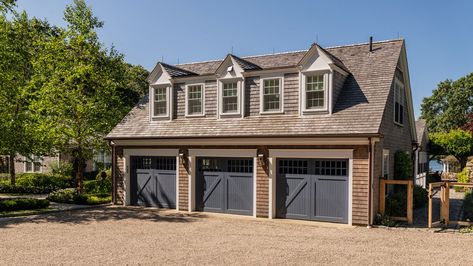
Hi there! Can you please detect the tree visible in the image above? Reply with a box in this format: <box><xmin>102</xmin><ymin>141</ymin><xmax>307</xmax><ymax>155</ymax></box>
<box><xmin>0</xmin><ymin>9</ymin><xmax>57</xmax><ymax>185</ymax></box>
<box><xmin>420</xmin><ymin>73</ymin><xmax>473</xmax><ymax>133</ymax></box>
<box><xmin>30</xmin><ymin>0</ymin><xmax>145</xmax><ymax>191</ymax></box>
<box><xmin>429</xmin><ymin>129</ymin><xmax>473</xmax><ymax>169</ymax></box>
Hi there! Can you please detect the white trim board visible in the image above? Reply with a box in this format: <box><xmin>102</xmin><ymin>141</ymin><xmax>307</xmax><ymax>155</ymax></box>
<box><xmin>122</xmin><ymin>148</ymin><xmax>179</xmax><ymax>207</ymax></box>
<box><xmin>268</xmin><ymin>149</ymin><xmax>353</xmax><ymax>225</ymax></box>
<box><xmin>189</xmin><ymin>149</ymin><xmax>257</xmax><ymax>157</ymax></box>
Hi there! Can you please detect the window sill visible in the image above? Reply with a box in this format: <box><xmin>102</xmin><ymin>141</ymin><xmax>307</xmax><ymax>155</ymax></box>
<box><xmin>302</xmin><ymin>108</ymin><xmax>329</xmax><ymax>115</ymax></box>
<box><xmin>219</xmin><ymin>112</ymin><xmax>242</xmax><ymax>118</ymax></box>
<box><xmin>151</xmin><ymin>116</ymin><xmax>171</xmax><ymax>122</ymax></box>
<box><xmin>185</xmin><ymin>114</ymin><xmax>206</xmax><ymax>118</ymax></box>
<box><xmin>394</xmin><ymin>121</ymin><xmax>404</xmax><ymax>127</ymax></box>
<box><xmin>260</xmin><ymin>110</ymin><xmax>284</xmax><ymax>115</ymax></box>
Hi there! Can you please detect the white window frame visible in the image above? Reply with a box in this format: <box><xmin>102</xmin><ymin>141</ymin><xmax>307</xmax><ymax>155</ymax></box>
<box><xmin>151</xmin><ymin>85</ymin><xmax>171</xmax><ymax>119</ymax></box>
<box><xmin>218</xmin><ymin>79</ymin><xmax>242</xmax><ymax>117</ymax></box>
<box><xmin>394</xmin><ymin>78</ymin><xmax>405</xmax><ymax>126</ymax></box>
<box><xmin>301</xmin><ymin>71</ymin><xmax>329</xmax><ymax>113</ymax></box>
<box><xmin>185</xmin><ymin>83</ymin><xmax>205</xmax><ymax>117</ymax></box>
<box><xmin>24</xmin><ymin>155</ymin><xmax>42</xmax><ymax>173</ymax></box>
<box><xmin>260</xmin><ymin>77</ymin><xmax>284</xmax><ymax>114</ymax></box>
<box><xmin>382</xmin><ymin>149</ymin><xmax>390</xmax><ymax>179</ymax></box>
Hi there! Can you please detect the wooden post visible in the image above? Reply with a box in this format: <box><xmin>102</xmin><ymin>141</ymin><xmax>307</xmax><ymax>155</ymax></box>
<box><xmin>379</xmin><ymin>179</ymin><xmax>386</xmax><ymax>215</ymax></box>
<box><xmin>428</xmin><ymin>183</ymin><xmax>433</xmax><ymax>228</ymax></box>
<box><xmin>440</xmin><ymin>182</ymin><xmax>450</xmax><ymax>226</ymax></box>
<box><xmin>407</xmin><ymin>180</ymin><xmax>413</xmax><ymax>225</ymax></box>
<box><xmin>444</xmin><ymin>182</ymin><xmax>450</xmax><ymax>226</ymax></box>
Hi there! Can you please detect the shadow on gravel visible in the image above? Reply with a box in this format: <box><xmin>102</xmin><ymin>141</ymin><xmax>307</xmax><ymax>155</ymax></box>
<box><xmin>0</xmin><ymin>206</ymin><xmax>207</xmax><ymax>229</ymax></box>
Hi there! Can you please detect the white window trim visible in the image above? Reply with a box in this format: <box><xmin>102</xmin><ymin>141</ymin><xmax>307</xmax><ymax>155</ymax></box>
<box><xmin>382</xmin><ymin>149</ymin><xmax>390</xmax><ymax>179</ymax></box>
<box><xmin>185</xmin><ymin>83</ymin><xmax>206</xmax><ymax>117</ymax></box>
<box><xmin>259</xmin><ymin>76</ymin><xmax>284</xmax><ymax>114</ymax></box>
<box><xmin>393</xmin><ymin>78</ymin><xmax>405</xmax><ymax>127</ymax></box>
<box><xmin>218</xmin><ymin>79</ymin><xmax>243</xmax><ymax>118</ymax></box>
<box><xmin>268</xmin><ymin>149</ymin><xmax>353</xmax><ymax>225</ymax></box>
<box><xmin>24</xmin><ymin>155</ymin><xmax>42</xmax><ymax>173</ymax></box>
<box><xmin>301</xmin><ymin>71</ymin><xmax>330</xmax><ymax>114</ymax></box>
<box><xmin>150</xmin><ymin>85</ymin><xmax>171</xmax><ymax>119</ymax></box>
<box><xmin>122</xmin><ymin>149</ymin><xmax>180</xmax><ymax>208</ymax></box>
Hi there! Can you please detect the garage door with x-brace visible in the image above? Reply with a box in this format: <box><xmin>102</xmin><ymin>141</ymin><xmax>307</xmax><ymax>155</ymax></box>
<box><xmin>196</xmin><ymin>158</ymin><xmax>253</xmax><ymax>215</ymax></box>
<box><xmin>276</xmin><ymin>159</ymin><xmax>349</xmax><ymax>223</ymax></box>
<box><xmin>130</xmin><ymin>156</ymin><xmax>176</xmax><ymax>208</ymax></box>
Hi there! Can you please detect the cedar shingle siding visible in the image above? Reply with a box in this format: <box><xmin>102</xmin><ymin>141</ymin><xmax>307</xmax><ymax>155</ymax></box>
<box><xmin>108</xmin><ymin>39</ymin><xmax>416</xmax><ymax>226</ymax></box>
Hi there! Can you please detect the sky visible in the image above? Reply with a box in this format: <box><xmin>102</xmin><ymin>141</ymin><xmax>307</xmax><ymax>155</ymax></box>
<box><xmin>14</xmin><ymin>0</ymin><xmax>473</xmax><ymax>118</ymax></box>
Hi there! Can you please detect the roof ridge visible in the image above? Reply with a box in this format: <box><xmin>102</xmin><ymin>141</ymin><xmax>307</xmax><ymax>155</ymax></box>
<box><xmin>174</xmin><ymin>38</ymin><xmax>403</xmax><ymax>67</ymax></box>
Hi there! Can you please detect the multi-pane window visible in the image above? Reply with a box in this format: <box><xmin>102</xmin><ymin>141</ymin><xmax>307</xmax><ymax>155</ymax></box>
<box><xmin>305</xmin><ymin>75</ymin><xmax>325</xmax><ymax>109</ymax></box>
<box><xmin>25</xmin><ymin>156</ymin><xmax>41</xmax><ymax>173</ymax></box>
<box><xmin>187</xmin><ymin>85</ymin><xmax>203</xmax><ymax>115</ymax></box>
<box><xmin>262</xmin><ymin>79</ymin><xmax>281</xmax><ymax>112</ymax></box>
<box><xmin>222</xmin><ymin>82</ymin><xmax>238</xmax><ymax>113</ymax></box>
<box><xmin>394</xmin><ymin>80</ymin><xmax>404</xmax><ymax>124</ymax></box>
<box><xmin>153</xmin><ymin>87</ymin><xmax>167</xmax><ymax>116</ymax></box>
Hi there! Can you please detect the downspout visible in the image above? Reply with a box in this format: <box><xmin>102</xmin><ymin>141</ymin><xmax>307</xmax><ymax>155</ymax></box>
<box><xmin>109</xmin><ymin>140</ymin><xmax>116</xmax><ymax>204</ymax></box>
<box><xmin>367</xmin><ymin>137</ymin><xmax>372</xmax><ymax>227</ymax></box>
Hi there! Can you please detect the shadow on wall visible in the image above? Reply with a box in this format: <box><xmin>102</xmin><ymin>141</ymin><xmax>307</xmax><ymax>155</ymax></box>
<box><xmin>0</xmin><ymin>206</ymin><xmax>206</xmax><ymax>229</ymax></box>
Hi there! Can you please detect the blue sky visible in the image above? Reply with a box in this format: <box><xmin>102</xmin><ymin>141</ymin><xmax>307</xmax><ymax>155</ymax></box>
<box><xmin>15</xmin><ymin>0</ymin><xmax>473</xmax><ymax>117</ymax></box>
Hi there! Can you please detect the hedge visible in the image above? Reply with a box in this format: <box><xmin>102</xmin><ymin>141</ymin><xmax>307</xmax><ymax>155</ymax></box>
<box><xmin>0</xmin><ymin>198</ymin><xmax>50</xmax><ymax>212</ymax></box>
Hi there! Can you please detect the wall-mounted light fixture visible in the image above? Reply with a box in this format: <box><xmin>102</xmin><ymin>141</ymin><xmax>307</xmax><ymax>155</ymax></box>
<box><xmin>257</xmin><ymin>153</ymin><xmax>265</xmax><ymax>165</ymax></box>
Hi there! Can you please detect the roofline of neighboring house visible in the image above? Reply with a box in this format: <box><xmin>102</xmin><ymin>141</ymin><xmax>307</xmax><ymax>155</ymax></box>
<box><xmin>104</xmin><ymin>133</ymin><xmax>383</xmax><ymax>141</ymax></box>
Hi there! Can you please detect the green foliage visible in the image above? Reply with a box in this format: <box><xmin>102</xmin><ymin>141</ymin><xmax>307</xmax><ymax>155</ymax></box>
<box><xmin>47</xmin><ymin>188</ymin><xmax>110</xmax><ymax>205</ymax></box>
<box><xmin>0</xmin><ymin>198</ymin><xmax>49</xmax><ymax>211</ymax></box>
<box><xmin>394</xmin><ymin>151</ymin><xmax>412</xmax><ymax>180</ymax></box>
<box><xmin>0</xmin><ymin>184</ymin><xmax>57</xmax><ymax>194</ymax></box>
<box><xmin>15</xmin><ymin>173</ymin><xmax>71</xmax><ymax>189</ymax></box>
<box><xmin>0</xmin><ymin>0</ymin><xmax>16</xmax><ymax>13</ymax></box>
<box><xmin>385</xmin><ymin>191</ymin><xmax>407</xmax><ymax>217</ymax></box>
<box><xmin>49</xmin><ymin>161</ymin><xmax>73</xmax><ymax>177</ymax></box>
<box><xmin>413</xmin><ymin>185</ymin><xmax>428</xmax><ymax>209</ymax></box>
<box><xmin>421</xmin><ymin>73</ymin><xmax>473</xmax><ymax>133</ymax></box>
<box><xmin>458</xmin><ymin>167</ymin><xmax>470</xmax><ymax>183</ymax></box>
<box><xmin>374</xmin><ymin>213</ymin><xmax>398</xmax><ymax>227</ymax></box>
<box><xmin>429</xmin><ymin>129</ymin><xmax>473</xmax><ymax>168</ymax></box>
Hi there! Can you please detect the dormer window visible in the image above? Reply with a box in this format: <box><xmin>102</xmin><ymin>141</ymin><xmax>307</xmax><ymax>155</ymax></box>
<box><xmin>152</xmin><ymin>86</ymin><xmax>170</xmax><ymax>118</ymax></box>
<box><xmin>302</xmin><ymin>73</ymin><xmax>328</xmax><ymax>113</ymax></box>
<box><xmin>186</xmin><ymin>84</ymin><xmax>204</xmax><ymax>116</ymax></box>
<box><xmin>261</xmin><ymin>77</ymin><xmax>283</xmax><ymax>113</ymax></box>
<box><xmin>221</xmin><ymin>81</ymin><xmax>240</xmax><ymax>114</ymax></box>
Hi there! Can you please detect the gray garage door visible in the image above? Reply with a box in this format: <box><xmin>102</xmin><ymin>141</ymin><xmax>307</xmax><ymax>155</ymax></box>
<box><xmin>196</xmin><ymin>158</ymin><xmax>253</xmax><ymax>215</ymax></box>
<box><xmin>276</xmin><ymin>159</ymin><xmax>348</xmax><ymax>223</ymax></box>
<box><xmin>130</xmin><ymin>156</ymin><xmax>176</xmax><ymax>208</ymax></box>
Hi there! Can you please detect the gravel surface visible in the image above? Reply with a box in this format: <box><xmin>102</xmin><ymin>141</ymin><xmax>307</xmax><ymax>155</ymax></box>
<box><xmin>1</xmin><ymin>206</ymin><xmax>472</xmax><ymax>265</ymax></box>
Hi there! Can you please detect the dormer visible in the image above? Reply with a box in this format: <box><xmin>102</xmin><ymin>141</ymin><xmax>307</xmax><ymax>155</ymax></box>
<box><xmin>297</xmin><ymin>44</ymin><xmax>349</xmax><ymax>115</ymax></box>
<box><xmin>147</xmin><ymin>62</ymin><xmax>197</xmax><ymax>121</ymax></box>
<box><xmin>215</xmin><ymin>54</ymin><xmax>261</xmax><ymax>118</ymax></box>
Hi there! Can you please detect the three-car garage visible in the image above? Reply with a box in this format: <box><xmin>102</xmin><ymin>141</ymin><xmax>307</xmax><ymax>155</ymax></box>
<box><xmin>126</xmin><ymin>149</ymin><xmax>352</xmax><ymax>224</ymax></box>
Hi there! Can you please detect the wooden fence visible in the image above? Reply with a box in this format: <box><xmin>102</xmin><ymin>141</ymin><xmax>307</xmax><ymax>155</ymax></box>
<box><xmin>428</xmin><ymin>181</ymin><xmax>473</xmax><ymax>228</ymax></box>
<box><xmin>379</xmin><ymin>179</ymin><xmax>414</xmax><ymax>225</ymax></box>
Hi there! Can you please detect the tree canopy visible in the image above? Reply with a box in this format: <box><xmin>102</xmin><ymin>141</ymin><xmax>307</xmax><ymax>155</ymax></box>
<box><xmin>420</xmin><ymin>73</ymin><xmax>473</xmax><ymax>133</ymax></box>
<box><xmin>429</xmin><ymin>129</ymin><xmax>473</xmax><ymax>168</ymax></box>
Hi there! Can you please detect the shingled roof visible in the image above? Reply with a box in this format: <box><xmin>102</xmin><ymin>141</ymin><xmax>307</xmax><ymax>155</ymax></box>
<box><xmin>107</xmin><ymin>39</ymin><xmax>405</xmax><ymax>139</ymax></box>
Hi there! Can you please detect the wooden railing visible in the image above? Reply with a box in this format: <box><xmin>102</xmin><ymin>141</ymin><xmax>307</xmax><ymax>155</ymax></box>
<box><xmin>379</xmin><ymin>179</ymin><xmax>414</xmax><ymax>225</ymax></box>
<box><xmin>428</xmin><ymin>181</ymin><xmax>473</xmax><ymax>228</ymax></box>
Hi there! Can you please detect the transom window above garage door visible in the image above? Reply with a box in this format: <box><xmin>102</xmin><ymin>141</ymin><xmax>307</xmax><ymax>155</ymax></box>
<box><xmin>198</xmin><ymin>158</ymin><xmax>253</xmax><ymax>173</ymax></box>
<box><xmin>132</xmin><ymin>156</ymin><xmax>176</xmax><ymax>170</ymax></box>
<box><xmin>278</xmin><ymin>159</ymin><xmax>347</xmax><ymax>176</ymax></box>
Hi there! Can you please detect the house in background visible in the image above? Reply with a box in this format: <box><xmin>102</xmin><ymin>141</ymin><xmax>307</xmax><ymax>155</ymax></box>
<box><xmin>106</xmin><ymin>38</ymin><xmax>417</xmax><ymax>226</ymax></box>
<box><xmin>414</xmin><ymin>119</ymin><xmax>428</xmax><ymax>188</ymax></box>
<box><xmin>2</xmin><ymin>151</ymin><xmax>111</xmax><ymax>175</ymax></box>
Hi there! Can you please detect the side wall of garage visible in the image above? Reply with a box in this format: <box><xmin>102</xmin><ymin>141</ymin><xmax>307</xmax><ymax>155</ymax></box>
<box><xmin>112</xmin><ymin>145</ymin><xmax>370</xmax><ymax>225</ymax></box>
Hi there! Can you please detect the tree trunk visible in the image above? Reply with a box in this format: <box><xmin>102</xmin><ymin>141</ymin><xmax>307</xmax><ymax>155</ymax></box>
<box><xmin>76</xmin><ymin>159</ymin><xmax>86</xmax><ymax>194</ymax></box>
<box><xmin>9</xmin><ymin>154</ymin><xmax>16</xmax><ymax>186</ymax></box>
<box><xmin>459</xmin><ymin>157</ymin><xmax>467</xmax><ymax>170</ymax></box>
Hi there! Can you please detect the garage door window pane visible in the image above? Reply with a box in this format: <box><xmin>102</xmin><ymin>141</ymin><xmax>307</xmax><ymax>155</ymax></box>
<box><xmin>156</xmin><ymin>157</ymin><xmax>176</xmax><ymax>170</ymax></box>
<box><xmin>135</xmin><ymin>157</ymin><xmax>153</xmax><ymax>169</ymax></box>
<box><xmin>279</xmin><ymin>160</ymin><xmax>308</xmax><ymax>174</ymax></box>
<box><xmin>315</xmin><ymin>160</ymin><xmax>347</xmax><ymax>176</ymax></box>
<box><xmin>200</xmin><ymin>159</ymin><xmax>221</xmax><ymax>172</ymax></box>
<box><xmin>228</xmin><ymin>159</ymin><xmax>253</xmax><ymax>173</ymax></box>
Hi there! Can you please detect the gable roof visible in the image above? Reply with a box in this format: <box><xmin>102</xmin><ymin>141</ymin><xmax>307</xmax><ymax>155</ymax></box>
<box><xmin>160</xmin><ymin>62</ymin><xmax>197</xmax><ymax>77</ymax></box>
<box><xmin>107</xmin><ymin>39</ymin><xmax>407</xmax><ymax>140</ymax></box>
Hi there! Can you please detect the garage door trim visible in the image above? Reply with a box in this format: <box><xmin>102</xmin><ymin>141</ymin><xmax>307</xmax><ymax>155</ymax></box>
<box><xmin>123</xmin><ymin>149</ymin><xmax>179</xmax><ymax>208</ymax></box>
<box><xmin>268</xmin><ymin>149</ymin><xmax>353</xmax><ymax>225</ymax></box>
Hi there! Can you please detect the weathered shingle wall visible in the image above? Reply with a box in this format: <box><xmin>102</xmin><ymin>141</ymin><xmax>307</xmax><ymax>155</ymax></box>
<box><xmin>284</xmin><ymin>73</ymin><xmax>299</xmax><ymax>115</ymax></box>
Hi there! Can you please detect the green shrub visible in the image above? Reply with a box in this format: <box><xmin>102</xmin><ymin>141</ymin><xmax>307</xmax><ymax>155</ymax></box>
<box><xmin>47</xmin><ymin>188</ymin><xmax>77</xmax><ymax>203</ymax></box>
<box><xmin>49</xmin><ymin>161</ymin><xmax>73</xmax><ymax>177</ymax></box>
<box><xmin>0</xmin><ymin>184</ymin><xmax>57</xmax><ymax>194</ymax></box>
<box><xmin>374</xmin><ymin>213</ymin><xmax>398</xmax><ymax>227</ymax></box>
<box><xmin>457</xmin><ymin>167</ymin><xmax>470</xmax><ymax>183</ymax></box>
<box><xmin>83</xmin><ymin>169</ymin><xmax>112</xmax><ymax>194</ymax></box>
<box><xmin>16</xmin><ymin>173</ymin><xmax>72</xmax><ymax>189</ymax></box>
<box><xmin>394</xmin><ymin>150</ymin><xmax>412</xmax><ymax>180</ymax></box>
<box><xmin>413</xmin><ymin>185</ymin><xmax>428</xmax><ymax>209</ymax></box>
<box><xmin>0</xmin><ymin>198</ymin><xmax>49</xmax><ymax>211</ymax></box>
<box><xmin>385</xmin><ymin>191</ymin><xmax>407</xmax><ymax>217</ymax></box>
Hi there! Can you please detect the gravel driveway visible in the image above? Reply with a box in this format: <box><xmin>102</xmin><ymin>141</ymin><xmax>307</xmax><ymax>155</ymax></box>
<box><xmin>0</xmin><ymin>206</ymin><xmax>472</xmax><ymax>265</ymax></box>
